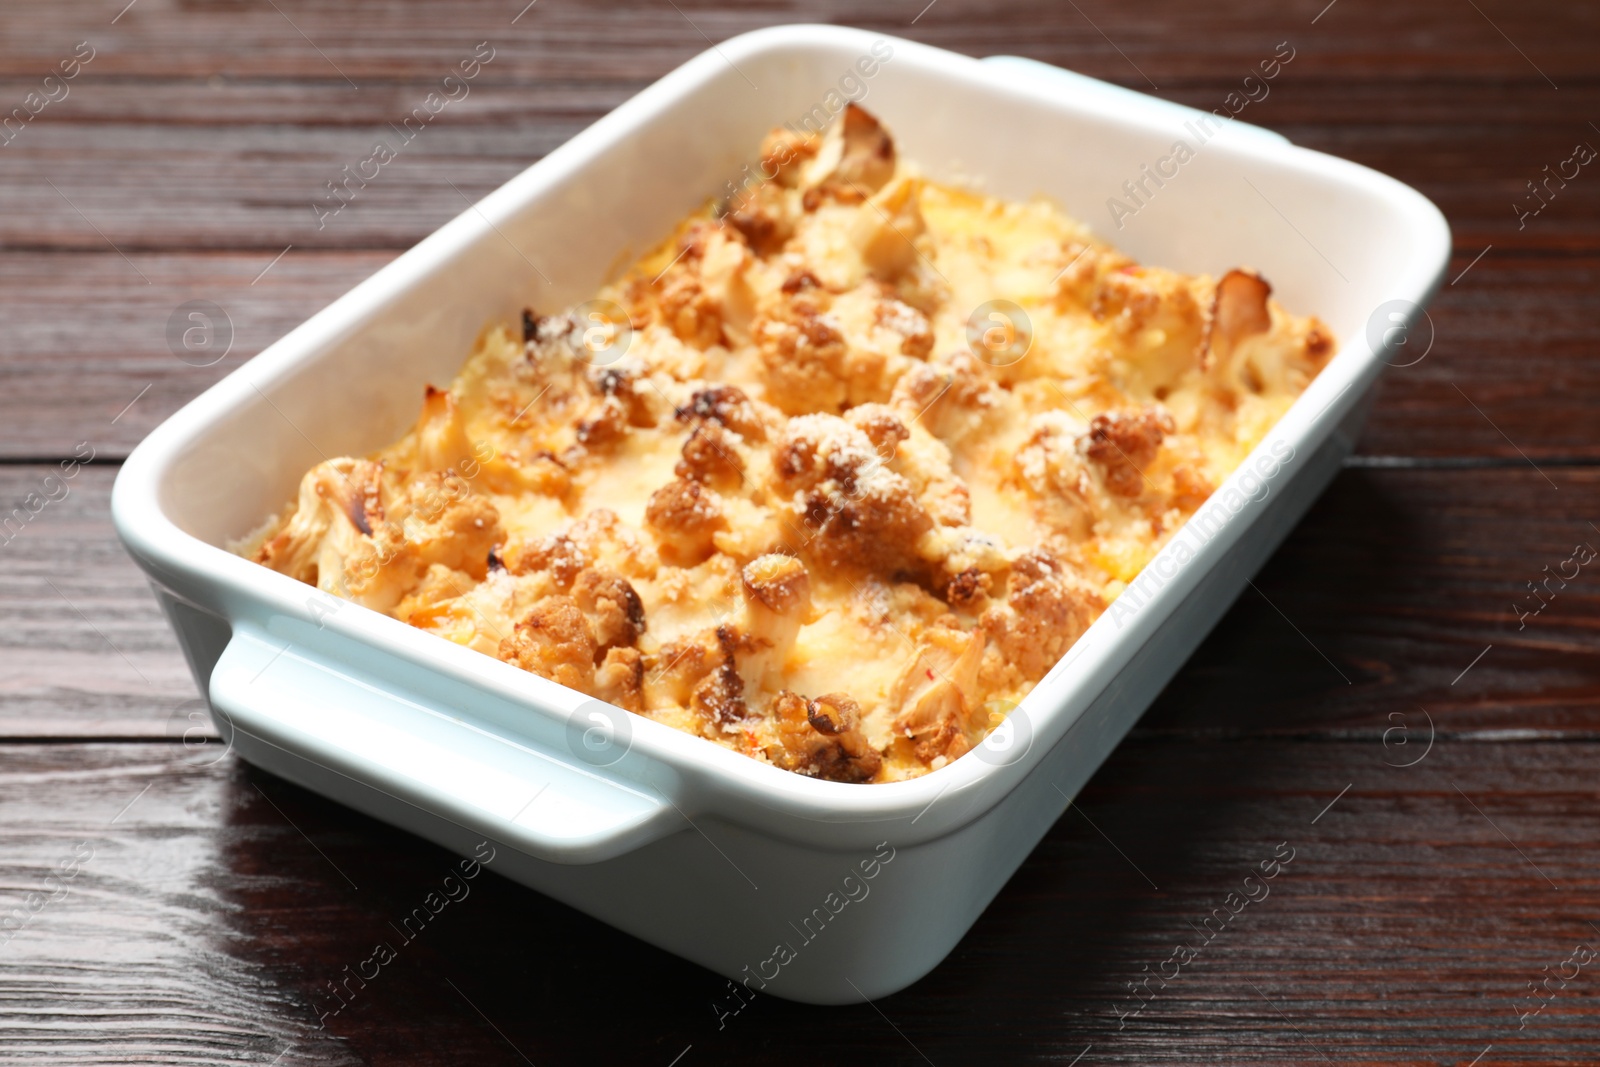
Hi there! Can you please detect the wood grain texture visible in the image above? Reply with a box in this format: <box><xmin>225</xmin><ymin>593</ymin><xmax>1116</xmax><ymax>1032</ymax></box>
<box><xmin>0</xmin><ymin>251</ymin><xmax>397</xmax><ymax>455</ymax></box>
<box><xmin>0</xmin><ymin>0</ymin><xmax>1596</xmax><ymax>1061</ymax></box>
<box><xmin>0</xmin><ymin>0</ymin><xmax>1593</xmax><ymax>85</ymax></box>
<box><xmin>0</xmin><ymin>466</ymin><xmax>194</xmax><ymax>737</ymax></box>
<box><xmin>2</xmin><ymin>740</ymin><xmax>1598</xmax><ymax>1065</ymax></box>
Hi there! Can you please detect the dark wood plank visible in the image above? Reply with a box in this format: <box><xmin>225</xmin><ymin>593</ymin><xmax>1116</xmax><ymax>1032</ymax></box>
<box><xmin>0</xmin><ymin>466</ymin><xmax>194</xmax><ymax>738</ymax></box>
<box><xmin>0</xmin><ymin>251</ymin><xmax>396</xmax><ymax>458</ymax></box>
<box><xmin>1359</xmin><ymin>255</ymin><xmax>1600</xmax><ymax>461</ymax></box>
<box><xmin>5</xmin><ymin>465</ymin><xmax>1593</xmax><ymax>742</ymax></box>
<box><xmin>0</xmin><ymin>0</ymin><xmax>1594</xmax><ymax>86</ymax></box>
<box><xmin>1138</xmin><ymin>465</ymin><xmax>1600</xmax><ymax>739</ymax></box>
<box><xmin>2</xmin><ymin>737</ymin><xmax>1597</xmax><ymax>1064</ymax></box>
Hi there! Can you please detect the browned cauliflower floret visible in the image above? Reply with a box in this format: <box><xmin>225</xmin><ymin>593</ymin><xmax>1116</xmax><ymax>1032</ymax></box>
<box><xmin>588</xmin><ymin>362</ymin><xmax>661</xmax><ymax>429</ymax></box>
<box><xmin>944</xmin><ymin>567</ymin><xmax>992</xmax><ymax>610</ymax></box>
<box><xmin>389</xmin><ymin>471</ymin><xmax>502</xmax><ymax>575</ymax></box>
<box><xmin>724</xmin><ymin>180</ymin><xmax>795</xmax><ymax>256</ymax></box>
<box><xmin>887</xmin><ymin>623</ymin><xmax>985</xmax><ymax>764</ymax></box>
<box><xmin>503</xmin><ymin>529</ymin><xmax>588</xmax><ymax>586</ymax></box>
<box><xmin>644</xmin><ymin>477</ymin><xmax>727</xmax><ymax>565</ymax></box>
<box><xmin>660</xmin><ymin>273</ymin><xmax>723</xmax><ymax>349</ymax></box>
<box><xmin>256</xmin><ymin>459</ymin><xmax>502</xmax><ymax>613</ymax></box>
<box><xmin>692</xmin><ymin>659</ymin><xmax>748</xmax><ymax>732</ymax></box>
<box><xmin>740</xmin><ymin>553</ymin><xmax>812</xmax><ymax>690</ymax></box>
<box><xmin>1091</xmin><ymin>267</ymin><xmax>1203</xmax><ymax>342</ymax></box>
<box><xmin>741</xmin><ymin>553</ymin><xmax>811</xmax><ymax>615</ymax></box>
<box><xmin>498</xmin><ymin>596</ymin><xmax>597</xmax><ymax>692</ymax></box>
<box><xmin>676</xmin><ymin>422</ymin><xmax>745</xmax><ymax>489</ymax></box>
<box><xmin>770</xmin><ymin>414</ymin><xmax>934</xmax><ymax>575</ymax></box>
<box><xmin>874</xmin><ymin>294</ymin><xmax>934</xmax><ymax>358</ymax></box>
<box><xmin>571</xmin><ymin>567</ymin><xmax>645</xmax><ymax>652</ymax></box>
<box><xmin>1171</xmin><ymin>464</ymin><xmax>1215</xmax><ymax>513</ymax></box>
<box><xmin>573</xmin><ymin>395</ymin><xmax>631</xmax><ymax>451</ymax></box>
<box><xmin>766</xmin><ymin>690</ymin><xmax>882</xmax><ymax>783</ymax></box>
<box><xmin>507</xmin><ymin>312</ymin><xmax>598</xmax><ymax>424</ymax></box>
<box><xmin>255</xmin><ymin>458</ymin><xmax>382</xmax><ymax>587</ymax></box>
<box><xmin>674</xmin><ymin>383</ymin><xmax>771</xmax><ymax>442</ymax></box>
<box><xmin>844</xmin><ymin>403</ymin><xmax>910</xmax><ymax>458</ymax></box>
<box><xmin>1013</xmin><ymin>412</ymin><xmax>1096</xmax><ymax>536</ymax></box>
<box><xmin>637</xmin><ymin>220</ymin><xmax>730</xmax><ymax>349</ymax></box>
<box><xmin>503</xmin><ymin>509</ymin><xmax>650</xmax><ymax>588</ymax></box>
<box><xmin>890</xmin><ymin>350</ymin><xmax>1000</xmax><ymax>440</ymax></box>
<box><xmin>1203</xmin><ymin>268</ymin><xmax>1273</xmax><ymax>368</ymax></box>
<box><xmin>981</xmin><ymin>549</ymin><xmax>1102</xmax><ymax>682</ymax></box>
<box><xmin>857</xmin><ymin>407</ymin><xmax>970</xmax><ymax>529</ymax></box>
<box><xmin>595</xmin><ymin>646</ymin><xmax>644</xmax><ymax>712</ymax></box>
<box><xmin>1079</xmin><ymin>407</ymin><xmax>1174</xmax><ymax>499</ymax></box>
<box><xmin>754</xmin><ymin>296</ymin><xmax>851</xmax><ymax>415</ymax></box>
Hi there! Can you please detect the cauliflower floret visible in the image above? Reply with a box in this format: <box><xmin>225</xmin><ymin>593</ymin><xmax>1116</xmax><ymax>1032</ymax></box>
<box><xmin>766</xmin><ymin>690</ymin><xmax>882</xmax><ymax>783</ymax></box>
<box><xmin>739</xmin><ymin>553</ymin><xmax>812</xmax><ymax>690</ymax></box>
<box><xmin>1079</xmin><ymin>407</ymin><xmax>1174</xmax><ymax>499</ymax></box>
<box><xmin>798</xmin><ymin>102</ymin><xmax>896</xmax><ymax>207</ymax></box>
<box><xmin>890</xmin><ymin>349</ymin><xmax>1001</xmax><ymax>442</ymax></box>
<box><xmin>981</xmin><ymin>549</ymin><xmax>1102</xmax><ymax>682</ymax></box>
<box><xmin>886</xmin><ymin>622</ymin><xmax>986</xmax><ymax>764</ymax></box>
<box><xmin>499</xmin><ymin>596</ymin><xmax>596</xmax><ymax>692</ymax></box>
<box><xmin>770</xmin><ymin>413</ymin><xmax>934</xmax><ymax>576</ymax></box>
<box><xmin>753</xmin><ymin>296</ymin><xmax>852</xmax><ymax>415</ymax></box>
<box><xmin>255</xmin><ymin>459</ymin><xmax>502</xmax><ymax>613</ymax></box>
<box><xmin>644</xmin><ymin>477</ymin><xmax>727</xmax><ymax>565</ymax></box>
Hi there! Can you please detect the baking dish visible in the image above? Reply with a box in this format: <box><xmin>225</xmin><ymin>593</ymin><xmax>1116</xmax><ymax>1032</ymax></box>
<box><xmin>112</xmin><ymin>24</ymin><xmax>1450</xmax><ymax>1004</ymax></box>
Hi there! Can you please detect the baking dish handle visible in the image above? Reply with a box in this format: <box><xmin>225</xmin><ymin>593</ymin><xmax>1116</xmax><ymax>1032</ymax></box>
<box><xmin>208</xmin><ymin>622</ymin><xmax>679</xmax><ymax>865</ymax></box>
<box><xmin>982</xmin><ymin>55</ymin><xmax>1290</xmax><ymax>147</ymax></box>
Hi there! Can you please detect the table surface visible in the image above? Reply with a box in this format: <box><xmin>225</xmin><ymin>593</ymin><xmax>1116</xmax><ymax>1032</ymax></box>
<box><xmin>3</xmin><ymin>1</ymin><xmax>1597</xmax><ymax>1063</ymax></box>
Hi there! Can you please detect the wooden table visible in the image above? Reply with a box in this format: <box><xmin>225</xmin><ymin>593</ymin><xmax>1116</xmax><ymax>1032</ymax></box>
<box><xmin>3</xmin><ymin>1</ymin><xmax>1596</xmax><ymax>1062</ymax></box>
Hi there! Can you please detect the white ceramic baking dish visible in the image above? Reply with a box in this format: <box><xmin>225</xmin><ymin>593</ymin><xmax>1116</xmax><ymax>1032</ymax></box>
<box><xmin>113</xmin><ymin>25</ymin><xmax>1449</xmax><ymax>1005</ymax></box>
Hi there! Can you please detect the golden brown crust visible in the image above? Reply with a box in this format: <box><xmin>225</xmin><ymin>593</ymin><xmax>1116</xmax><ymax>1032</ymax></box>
<box><xmin>770</xmin><ymin>414</ymin><xmax>934</xmax><ymax>576</ymax></box>
<box><xmin>755</xmin><ymin>295</ymin><xmax>852</xmax><ymax>415</ymax></box>
<box><xmin>675</xmin><ymin>384</ymin><xmax>769</xmax><ymax>441</ymax></box>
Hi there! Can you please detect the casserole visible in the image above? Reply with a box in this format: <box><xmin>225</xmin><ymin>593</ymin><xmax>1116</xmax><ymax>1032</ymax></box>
<box><xmin>112</xmin><ymin>25</ymin><xmax>1450</xmax><ymax>1004</ymax></box>
<box><xmin>238</xmin><ymin>102</ymin><xmax>1337</xmax><ymax>785</ymax></box>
